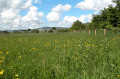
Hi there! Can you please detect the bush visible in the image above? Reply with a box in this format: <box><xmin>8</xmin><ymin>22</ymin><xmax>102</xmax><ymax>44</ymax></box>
<box><xmin>70</xmin><ymin>20</ymin><xmax>85</xmax><ymax>31</ymax></box>
<box><xmin>32</xmin><ymin>29</ymin><xmax>39</xmax><ymax>33</ymax></box>
<box><xmin>57</xmin><ymin>29</ymin><xmax>69</xmax><ymax>33</ymax></box>
<box><xmin>48</xmin><ymin>29</ymin><xmax>53</xmax><ymax>33</ymax></box>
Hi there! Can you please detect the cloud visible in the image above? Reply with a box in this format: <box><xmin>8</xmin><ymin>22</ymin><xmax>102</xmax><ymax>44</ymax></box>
<box><xmin>22</xmin><ymin>6</ymin><xmax>44</xmax><ymax>29</ymax></box>
<box><xmin>75</xmin><ymin>0</ymin><xmax>115</xmax><ymax>12</ymax></box>
<box><xmin>1</xmin><ymin>9</ymin><xmax>17</xmax><ymax>20</ymax></box>
<box><xmin>52</xmin><ymin>4</ymin><xmax>71</xmax><ymax>13</ymax></box>
<box><xmin>46</xmin><ymin>12</ymin><xmax>60</xmax><ymax>22</ymax></box>
<box><xmin>79</xmin><ymin>14</ymin><xmax>92</xmax><ymax>23</ymax></box>
<box><xmin>63</xmin><ymin>16</ymin><xmax>78</xmax><ymax>23</ymax></box>
<box><xmin>0</xmin><ymin>8</ymin><xmax>22</xmax><ymax>30</ymax></box>
<box><xmin>21</xmin><ymin>0</ymin><xmax>32</xmax><ymax>9</ymax></box>
<box><xmin>61</xmin><ymin>14</ymin><xmax>93</xmax><ymax>27</ymax></box>
<box><xmin>22</xmin><ymin>6</ymin><xmax>44</xmax><ymax>22</ymax></box>
<box><xmin>34</xmin><ymin>0</ymin><xmax>42</xmax><ymax>4</ymax></box>
<box><xmin>63</xmin><ymin>14</ymin><xmax>92</xmax><ymax>24</ymax></box>
<box><xmin>0</xmin><ymin>0</ymin><xmax>44</xmax><ymax>30</ymax></box>
<box><xmin>46</xmin><ymin>4</ymin><xmax>72</xmax><ymax>22</ymax></box>
<box><xmin>0</xmin><ymin>0</ymin><xmax>33</xmax><ymax>12</ymax></box>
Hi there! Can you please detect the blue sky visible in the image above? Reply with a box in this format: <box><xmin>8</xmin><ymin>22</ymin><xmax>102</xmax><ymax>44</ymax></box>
<box><xmin>0</xmin><ymin>0</ymin><xmax>115</xmax><ymax>30</ymax></box>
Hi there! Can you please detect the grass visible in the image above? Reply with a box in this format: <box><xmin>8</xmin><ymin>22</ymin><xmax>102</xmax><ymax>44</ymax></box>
<box><xmin>0</xmin><ymin>32</ymin><xmax>120</xmax><ymax>79</ymax></box>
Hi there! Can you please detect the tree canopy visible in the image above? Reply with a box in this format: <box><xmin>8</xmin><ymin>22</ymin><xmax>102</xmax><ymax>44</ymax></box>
<box><xmin>89</xmin><ymin>0</ymin><xmax>120</xmax><ymax>31</ymax></box>
<box><xmin>70</xmin><ymin>20</ymin><xmax>85</xmax><ymax>31</ymax></box>
<box><xmin>71</xmin><ymin>0</ymin><xmax>120</xmax><ymax>31</ymax></box>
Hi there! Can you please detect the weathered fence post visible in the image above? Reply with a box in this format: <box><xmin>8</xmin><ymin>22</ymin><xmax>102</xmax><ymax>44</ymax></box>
<box><xmin>104</xmin><ymin>29</ymin><xmax>106</xmax><ymax>36</ymax></box>
<box><xmin>89</xmin><ymin>30</ymin><xmax>90</xmax><ymax>35</ymax></box>
<box><xmin>84</xmin><ymin>30</ymin><xmax>86</xmax><ymax>34</ymax></box>
<box><xmin>95</xmin><ymin>29</ymin><xmax>96</xmax><ymax>36</ymax></box>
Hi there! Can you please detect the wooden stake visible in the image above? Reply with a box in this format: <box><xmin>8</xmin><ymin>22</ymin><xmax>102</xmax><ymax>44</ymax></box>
<box><xmin>84</xmin><ymin>30</ymin><xmax>86</xmax><ymax>34</ymax></box>
<box><xmin>89</xmin><ymin>30</ymin><xmax>90</xmax><ymax>35</ymax></box>
<box><xmin>104</xmin><ymin>29</ymin><xmax>106</xmax><ymax>36</ymax></box>
<box><xmin>95</xmin><ymin>29</ymin><xmax>96</xmax><ymax>36</ymax></box>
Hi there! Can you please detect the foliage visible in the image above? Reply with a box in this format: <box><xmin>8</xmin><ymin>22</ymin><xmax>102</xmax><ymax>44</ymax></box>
<box><xmin>86</xmin><ymin>22</ymin><xmax>96</xmax><ymax>30</ymax></box>
<box><xmin>32</xmin><ymin>29</ymin><xmax>39</xmax><ymax>33</ymax></box>
<box><xmin>48</xmin><ymin>29</ymin><xmax>53</xmax><ymax>33</ymax></box>
<box><xmin>70</xmin><ymin>20</ymin><xmax>85</xmax><ymax>31</ymax></box>
<box><xmin>51</xmin><ymin>27</ymin><xmax>56</xmax><ymax>30</ymax></box>
<box><xmin>3</xmin><ymin>30</ymin><xmax>9</xmax><ymax>34</ymax></box>
<box><xmin>57</xmin><ymin>29</ymin><xmax>69</xmax><ymax>32</ymax></box>
<box><xmin>90</xmin><ymin>0</ymin><xmax>120</xmax><ymax>31</ymax></box>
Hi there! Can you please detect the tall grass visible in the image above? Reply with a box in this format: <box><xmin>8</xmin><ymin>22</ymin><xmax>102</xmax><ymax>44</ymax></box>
<box><xmin>0</xmin><ymin>32</ymin><xmax>120</xmax><ymax>79</ymax></box>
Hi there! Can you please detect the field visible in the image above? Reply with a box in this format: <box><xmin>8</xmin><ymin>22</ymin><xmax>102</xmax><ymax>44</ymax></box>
<box><xmin>0</xmin><ymin>32</ymin><xmax>120</xmax><ymax>79</ymax></box>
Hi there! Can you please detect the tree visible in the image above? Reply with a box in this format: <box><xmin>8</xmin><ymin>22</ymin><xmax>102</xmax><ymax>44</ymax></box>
<box><xmin>28</xmin><ymin>28</ymin><xmax>31</xmax><ymax>31</ymax></box>
<box><xmin>90</xmin><ymin>1</ymin><xmax>120</xmax><ymax>31</ymax></box>
<box><xmin>51</xmin><ymin>27</ymin><xmax>56</xmax><ymax>30</ymax></box>
<box><xmin>86</xmin><ymin>22</ymin><xmax>96</xmax><ymax>30</ymax></box>
<box><xmin>70</xmin><ymin>20</ymin><xmax>85</xmax><ymax>31</ymax></box>
<box><xmin>32</xmin><ymin>29</ymin><xmax>39</xmax><ymax>33</ymax></box>
<box><xmin>92</xmin><ymin>14</ymin><xmax>102</xmax><ymax>29</ymax></box>
<box><xmin>113</xmin><ymin>0</ymin><xmax>120</xmax><ymax>11</ymax></box>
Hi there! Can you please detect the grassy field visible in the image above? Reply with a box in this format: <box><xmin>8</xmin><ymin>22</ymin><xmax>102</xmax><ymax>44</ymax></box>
<box><xmin>0</xmin><ymin>32</ymin><xmax>120</xmax><ymax>79</ymax></box>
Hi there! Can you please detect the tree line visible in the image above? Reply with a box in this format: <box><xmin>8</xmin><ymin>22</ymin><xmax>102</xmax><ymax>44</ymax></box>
<box><xmin>70</xmin><ymin>0</ymin><xmax>120</xmax><ymax>32</ymax></box>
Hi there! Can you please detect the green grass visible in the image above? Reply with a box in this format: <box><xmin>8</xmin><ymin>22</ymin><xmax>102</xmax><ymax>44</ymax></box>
<box><xmin>0</xmin><ymin>32</ymin><xmax>120</xmax><ymax>79</ymax></box>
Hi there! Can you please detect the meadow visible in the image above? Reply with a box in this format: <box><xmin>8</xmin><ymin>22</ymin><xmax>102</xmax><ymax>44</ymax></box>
<box><xmin>0</xmin><ymin>31</ymin><xmax>120</xmax><ymax>79</ymax></box>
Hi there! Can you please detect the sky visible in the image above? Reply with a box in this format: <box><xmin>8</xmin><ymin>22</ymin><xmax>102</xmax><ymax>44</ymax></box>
<box><xmin>0</xmin><ymin>0</ymin><xmax>115</xmax><ymax>30</ymax></box>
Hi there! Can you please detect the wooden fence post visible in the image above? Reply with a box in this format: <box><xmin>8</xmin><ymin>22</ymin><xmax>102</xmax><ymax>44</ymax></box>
<box><xmin>89</xmin><ymin>30</ymin><xmax>90</xmax><ymax>35</ymax></box>
<box><xmin>95</xmin><ymin>29</ymin><xmax>96</xmax><ymax>36</ymax></box>
<box><xmin>84</xmin><ymin>30</ymin><xmax>85</xmax><ymax>34</ymax></box>
<box><xmin>104</xmin><ymin>29</ymin><xmax>106</xmax><ymax>36</ymax></box>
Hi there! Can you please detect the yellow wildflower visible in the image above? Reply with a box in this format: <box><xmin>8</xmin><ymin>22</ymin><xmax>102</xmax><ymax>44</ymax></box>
<box><xmin>32</xmin><ymin>48</ymin><xmax>37</xmax><ymax>50</ymax></box>
<box><xmin>1</xmin><ymin>56</ymin><xmax>4</xmax><ymax>60</ymax></box>
<box><xmin>0</xmin><ymin>60</ymin><xmax>3</xmax><ymax>63</ymax></box>
<box><xmin>19</xmin><ymin>56</ymin><xmax>21</xmax><ymax>58</ymax></box>
<box><xmin>63</xmin><ymin>44</ymin><xmax>67</xmax><ymax>47</ymax></box>
<box><xmin>15</xmin><ymin>74</ymin><xmax>18</xmax><ymax>77</ymax></box>
<box><xmin>0</xmin><ymin>51</ymin><xmax>2</xmax><ymax>54</ymax></box>
<box><xmin>0</xmin><ymin>69</ymin><xmax>4</xmax><ymax>75</ymax></box>
<box><xmin>118</xmin><ymin>75</ymin><xmax>120</xmax><ymax>77</ymax></box>
<box><xmin>85</xmin><ymin>44</ymin><xmax>91</xmax><ymax>47</ymax></box>
<box><xmin>8</xmin><ymin>66</ymin><xmax>12</xmax><ymax>68</ymax></box>
<box><xmin>6</xmin><ymin>52</ymin><xmax>9</xmax><ymax>54</ymax></box>
<box><xmin>18</xmin><ymin>53</ymin><xmax>20</xmax><ymax>55</ymax></box>
<box><xmin>92</xmin><ymin>44</ymin><xmax>95</xmax><ymax>47</ymax></box>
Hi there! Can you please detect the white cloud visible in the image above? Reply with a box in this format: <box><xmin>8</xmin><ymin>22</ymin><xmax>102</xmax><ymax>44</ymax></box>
<box><xmin>21</xmin><ymin>0</ymin><xmax>32</xmax><ymax>9</ymax></box>
<box><xmin>63</xmin><ymin>16</ymin><xmax>78</xmax><ymax>23</ymax></box>
<box><xmin>46</xmin><ymin>12</ymin><xmax>60</xmax><ymax>22</ymax></box>
<box><xmin>52</xmin><ymin>4</ymin><xmax>71</xmax><ymax>13</ymax></box>
<box><xmin>0</xmin><ymin>0</ymin><xmax>44</xmax><ymax>30</ymax></box>
<box><xmin>0</xmin><ymin>9</ymin><xmax>21</xmax><ymax>30</ymax></box>
<box><xmin>61</xmin><ymin>14</ymin><xmax>93</xmax><ymax>27</ymax></box>
<box><xmin>34</xmin><ymin>0</ymin><xmax>42</xmax><ymax>4</ymax></box>
<box><xmin>22</xmin><ymin>6</ymin><xmax>44</xmax><ymax>29</ymax></box>
<box><xmin>22</xmin><ymin>6</ymin><xmax>44</xmax><ymax>22</ymax></box>
<box><xmin>1</xmin><ymin>9</ymin><xmax>17</xmax><ymax>20</ymax></box>
<box><xmin>63</xmin><ymin>4</ymin><xmax>72</xmax><ymax>11</ymax></box>
<box><xmin>0</xmin><ymin>0</ymin><xmax>33</xmax><ymax>12</ymax></box>
<box><xmin>79</xmin><ymin>14</ymin><xmax>92</xmax><ymax>23</ymax></box>
<box><xmin>46</xmin><ymin>4</ymin><xmax>72</xmax><ymax>22</ymax></box>
<box><xmin>75</xmin><ymin>0</ymin><xmax>115</xmax><ymax>12</ymax></box>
